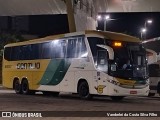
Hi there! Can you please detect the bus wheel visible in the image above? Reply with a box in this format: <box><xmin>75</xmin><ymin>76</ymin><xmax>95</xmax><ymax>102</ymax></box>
<box><xmin>148</xmin><ymin>93</ymin><xmax>155</xmax><ymax>97</ymax></box>
<box><xmin>21</xmin><ymin>80</ymin><xmax>34</xmax><ymax>95</ymax></box>
<box><xmin>13</xmin><ymin>80</ymin><xmax>22</xmax><ymax>94</ymax></box>
<box><xmin>110</xmin><ymin>96</ymin><xmax>124</xmax><ymax>101</ymax></box>
<box><xmin>78</xmin><ymin>81</ymin><xmax>92</xmax><ymax>100</ymax></box>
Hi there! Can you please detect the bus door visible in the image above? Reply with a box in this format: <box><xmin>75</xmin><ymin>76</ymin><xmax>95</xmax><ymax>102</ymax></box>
<box><xmin>93</xmin><ymin>50</ymin><xmax>109</xmax><ymax>94</ymax></box>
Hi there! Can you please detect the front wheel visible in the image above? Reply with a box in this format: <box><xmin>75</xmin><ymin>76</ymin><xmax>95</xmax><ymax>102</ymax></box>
<box><xmin>78</xmin><ymin>81</ymin><xmax>92</xmax><ymax>100</ymax></box>
<box><xmin>110</xmin><ymin>96</ymin><xmax>124</xmax><ymax>101</ymax></box>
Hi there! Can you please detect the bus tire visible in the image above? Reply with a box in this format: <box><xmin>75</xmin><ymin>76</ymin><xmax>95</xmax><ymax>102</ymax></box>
<box><xmin>21</xmin><ymin>79</ymin><xmax>34</xmax><ymax>95</ymax></box>
<box><xmin>13</xmin><ymin>79</ymin><xmax>22</xmax><ymax>94</ymax></box>
<box><xmin>78</xmin><ymin>81</ymin><xmax>92</xmax><ymax>100</ymax></box>
<box><xmin>110</xmin><ymin>96</ymin><xmax>124</xmax><ymax>101</ymax></box>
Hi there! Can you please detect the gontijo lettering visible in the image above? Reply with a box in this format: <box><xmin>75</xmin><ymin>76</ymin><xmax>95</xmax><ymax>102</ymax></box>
<box><xmin>17</xmin><ymin>62</ymin><xmax>40</xmax><ymax>69</ymax></box>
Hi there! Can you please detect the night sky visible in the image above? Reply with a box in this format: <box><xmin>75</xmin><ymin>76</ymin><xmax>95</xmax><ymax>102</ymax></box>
<box><xmin>1</xmin><ymin>13</ymin><xmax>160</xmax><ymax>52</ymax></box>
<box><xmin>1</xmin><ymin>13</ymin><xmax>160</xmax><ymax>40</ymax></box>
<box><xmin>28</xmin><ymin>14</ymin><xmax>69</xmax><ymax>36</ymax></box>
<box><xmin>97</xmin><ymin>12</ymin><xmax>160</xmax><ymax>40</ymax></box>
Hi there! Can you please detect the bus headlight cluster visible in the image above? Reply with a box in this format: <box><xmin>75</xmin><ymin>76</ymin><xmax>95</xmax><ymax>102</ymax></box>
<box><xmin>107</xmin><ymin>79</ymin><xmax>120</xmax><ymax>86</ymax></box>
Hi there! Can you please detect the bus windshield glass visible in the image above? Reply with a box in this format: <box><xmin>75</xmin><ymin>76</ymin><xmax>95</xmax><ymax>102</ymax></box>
<box><xmin>88</xmin><ymin>37</ymin><xmax>148</xmax><ymax>80</ymax></box>
<box><xmin>112</xmin><ymin>42</ymin><xmax>148</xmax><ymax>80</ymax></box>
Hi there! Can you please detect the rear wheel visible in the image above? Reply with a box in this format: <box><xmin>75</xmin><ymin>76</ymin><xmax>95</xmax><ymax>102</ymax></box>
<box><xmin>110</xmin><ymin>96</ymin><xmax>124</xmax><ymax>101</ymax></box>
<box><xmin>78</xmin><ymin>81</ymin><xmax>92</xmax><ymax>100</ymax></box>
<box><xmin>21</xmin><ymin>79</ymin><xmax>35</xmax><ymax>95</ymax></box>
<box><xmin>13</xmin><ymin>80</ymin><xmax>22</xmax><ymax>94</ymax></box>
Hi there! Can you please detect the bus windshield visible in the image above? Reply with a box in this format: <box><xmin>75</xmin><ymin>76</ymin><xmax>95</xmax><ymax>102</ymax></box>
<box><xmin>88</xmin><ymin>37</ymin><xmax>148</xmax><ymax>80</ymax></box>
<box><xmin>112</xmin><ymin>43</ymin><xmax>148</xmax><ymax>80</ymax></box>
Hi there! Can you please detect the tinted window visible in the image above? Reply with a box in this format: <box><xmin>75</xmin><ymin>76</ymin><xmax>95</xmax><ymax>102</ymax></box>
<box><xmin>19</xmin><ymin>45</ymin><xmax>32</xmax><ymax>60</ymax></box>
<box><xmin>5</xmin><ymin>36</ymin><xmax>86</xmax><ymax>61</ymax></box>
<box><xmin>67</xmin><ymin>36</ymin><xmax>87</xmax><ymax>58</ymax></box>
<box><xmin>88</xmin><ymin>37</ymin><xmax>105</xmax><ymax>62</ymax></box>
<box><xmin>11</xmin><ymin>46</ymin><xmax>20</xmax><ymax>61</ymax></box>
<box><xmin>31</xmin><ymin>44</ymin><xmax>41</xmax><ymax>60</ymax></box>
<box><xmin>4</xmin><ymin>47</ymin><xmax>11</xmax><ymax>60</ymax></box>
<box><xmin>41</xmin><ymin>42</ymin><xmax>51</xmax><ymax>59</ymax></box>
<box><xmin>77</xmin><ymin>37</ymin><xmax>87</xmax><ymax>58</ymax></box>
<box><xmin>67</xmin><ymin>38</ymin><xmax>77</xmax><ymax>58</ymax></box>
<box><xmin>51</xmin><ymin>40</ymin><xmax>66</xmax><ymax>58</ymax></box>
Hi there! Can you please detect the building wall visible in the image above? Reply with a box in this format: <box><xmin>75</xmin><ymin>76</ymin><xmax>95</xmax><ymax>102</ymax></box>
<box><xmin>0</xmin><ymin>0</ymin><xmax>110</xmax><ymax>32</ymax></box>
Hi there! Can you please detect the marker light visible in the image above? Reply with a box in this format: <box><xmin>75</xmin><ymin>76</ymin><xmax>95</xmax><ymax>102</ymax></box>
<box><xmin>114</xmin><ymin>42</ymin><xmax>122</xmax><ymax>47</ymax></box>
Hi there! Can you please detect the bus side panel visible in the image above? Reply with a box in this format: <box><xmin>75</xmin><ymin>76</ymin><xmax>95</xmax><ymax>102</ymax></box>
<box><xmin>36</xmin><ymin>59</ymin><xmax>70</xmax><ymax>92</ymax></box>
<box><xmin>2</xmin><ymin>60</ymin><xmax>50</xmax><ymax>90</ymax></box>
<box><xmin>60</xmin><ymin>71</ymin><xmax>75</xmax><ymax>92</ymax></box>
<box><xmin>31</xmin><ymin>60</ymin><xmax>50</xmax><ymax>90</ymax></box>
<box><xmin>75</xmin><ymin>70</ymin><xmax>100</xmax><ymax>94</ymax></box>
<box><xmin>2</xmin><ymin>61</ymin><xmax>18</xmax><ymax>88</ymax></box>
<box><xmin>3</xmin><ymin>71</ymin><xmax>13</xmax><ymax>88</ymax></box>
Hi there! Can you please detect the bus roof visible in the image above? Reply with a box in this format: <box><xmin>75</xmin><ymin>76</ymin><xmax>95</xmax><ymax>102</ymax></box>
<box><xmin>5</xmin><ymin>30</ymin><xmax>140</xmax><ymax>47</ymax></box>
<box><xmin>85</xmin><ymin>30</ymin><xmax>140</xmax><ymax>42</ymax></box>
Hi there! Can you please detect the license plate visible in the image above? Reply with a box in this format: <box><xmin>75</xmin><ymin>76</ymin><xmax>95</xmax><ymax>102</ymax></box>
<box><xmin>130</xmin><ymin>91</ymin><xmax>137</xmax><ymax>94</ymax></box>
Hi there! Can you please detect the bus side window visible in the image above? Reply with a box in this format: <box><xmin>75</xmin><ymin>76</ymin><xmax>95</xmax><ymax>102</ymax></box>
<box><xmin>77</xmin><ymin>37</ymin><xmax>87</xmax><ymax>58</ymax></box>
<box><xmin>51</xmin><ymin>41</ymin><xmax>56</xmax><ymax>58</ymax></box>
<box><xmin>52</xmin><ymin>40</ymin><xmax>65</xmax><ymax>58</ymax></box>
<box><xmin>11</xmin><ymin>46</ymin><xmax>20</xmax><ymax>61</ymax></box>
<box><xmin>4</xmin><ymin>47</ymin><xmax>11</xmax><ymax>61</ymax></box>
<box><xmin>31</xmin><ymin>44</ymin><xmax>41</xmax><ymax>60</ymax></box>
<box><xmin>67</xmin><ymin>38</ymin><xmax>77</xmax><ymax>58</ymax></box>
<box><xmin>61</xmin><ymin>40</ymin><xmax>67</xmax><ymax>58</ymax></box>
<box><xmin>19</xmin><ymin>45</ymin><xmax>31</xmax><ymax>60</ymax></box>
<box><xmin>41</xmin><ymin>42</ymin><xmax>51</xmax><ymax>59</ymax></box>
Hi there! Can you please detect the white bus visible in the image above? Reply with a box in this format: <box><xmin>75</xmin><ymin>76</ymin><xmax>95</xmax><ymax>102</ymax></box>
<box><xmin>3</xmin><ymin>30</ymin><xmax>149</xmax><ymax>101</ymax></box>
<box><xmin>146</xmin><ymin>49</ymin><xmax>160</xmax><ymax>96</ymax></box>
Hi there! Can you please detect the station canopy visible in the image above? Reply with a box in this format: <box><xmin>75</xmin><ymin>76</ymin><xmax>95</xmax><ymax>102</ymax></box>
<box><xmin>0</xmin><ymin>0</ymin><xmax>160</xmax><ymax>16</ymax></box>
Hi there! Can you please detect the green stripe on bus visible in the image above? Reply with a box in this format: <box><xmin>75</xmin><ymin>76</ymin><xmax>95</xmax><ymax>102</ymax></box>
<box><xmin>38</xmin><ymin>59</ymin><xmax>71</xmax><ymax>85</ymax></box>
